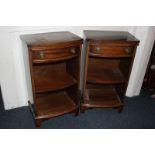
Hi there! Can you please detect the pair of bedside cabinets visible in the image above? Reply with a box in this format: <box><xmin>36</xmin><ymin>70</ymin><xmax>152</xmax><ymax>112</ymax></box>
<box><xmin>21</xmin><ymin>31</ymin><xmax>139</xmax><ymax>127</ymax></box>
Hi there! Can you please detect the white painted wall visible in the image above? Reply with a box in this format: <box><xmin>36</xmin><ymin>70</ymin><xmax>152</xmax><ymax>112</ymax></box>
<box><xmin>127</xmin><ymin>26</ymin><xmax>155</xmax><ymax>96</ymax></box>
<box><xmin>0</xmin><ymin>27</ymin><xmax>21</xmax><ymax>109</ymax></box>
<box><xmin>0</xmin><ymin>26</ymin><xmax>154</xmax><ymax>110</ymax></box>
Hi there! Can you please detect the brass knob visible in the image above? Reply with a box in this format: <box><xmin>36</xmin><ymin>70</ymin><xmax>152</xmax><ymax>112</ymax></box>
<box><xmin>96</xmin><ymin>47</ymin><xmax>101</xmax><ymax>52</ymax></box>
<box><xmin>39</xmin><ymin>51</ymin><xmax>44</xmax><ymax>59</ymax></box>
<box><xmin>70</xmin><ymin>48</ymin><xmax>76</xmax><ymax>54</ymax></box>
<box><xmin>125</xmin><ymin>48</ymin><xmax>131</xmax><ymax>54</ymax></box>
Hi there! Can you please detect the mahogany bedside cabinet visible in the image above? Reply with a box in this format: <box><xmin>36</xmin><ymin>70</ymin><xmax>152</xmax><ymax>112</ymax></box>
<box><xmin>21</xmin><ymin>31</ymin><xmax>83</xmax><ymax>127</ymax></box>
<box><xmin>81</xmin><ymin>30</ymin><xmax>139</xmax><ymax>113</ymax></box>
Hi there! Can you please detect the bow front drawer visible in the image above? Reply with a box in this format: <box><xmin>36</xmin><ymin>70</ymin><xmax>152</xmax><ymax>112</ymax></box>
<box><xmin>89</xmin><ymin>45</ymin><xmax>134</xmax><ymax>57</ymax></box>
<box><xmin>32</xmin><ymin>46</ymin><xmax>79</xmax><ymax>63</ymax></box>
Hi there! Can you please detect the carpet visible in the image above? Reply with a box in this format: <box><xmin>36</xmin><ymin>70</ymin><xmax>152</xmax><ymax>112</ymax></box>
<box><xmin>0</xmin><ymin>90</ymin><xmax>155</xmax><ymax>129</ymax></box>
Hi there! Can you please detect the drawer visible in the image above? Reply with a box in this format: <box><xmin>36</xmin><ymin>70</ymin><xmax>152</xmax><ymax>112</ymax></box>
<box><xmin>32</xmin><ymin>46</ymin><xmax>79</xmax><ymax>63</ymax></box>
<box><xmin>89</xmin><ymin>45</ymin><xmax>134</xmax><ymax>57</ymax></box>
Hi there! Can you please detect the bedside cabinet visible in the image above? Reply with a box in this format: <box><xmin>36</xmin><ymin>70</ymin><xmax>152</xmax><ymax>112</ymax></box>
<box><xmin>81</xmin><ymin>31</ymin><xmax>139</xmax><ymax>113</ymax></box>
<box><xmin>21</xmin><ymin>31</ymin><xmax>83</xmax><ymax>127</ymax></box>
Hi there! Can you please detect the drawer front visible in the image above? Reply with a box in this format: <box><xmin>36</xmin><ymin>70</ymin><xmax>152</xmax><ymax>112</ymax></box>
<box><xmin>32</xmin><ymin>46</ymin><xmax>79</xmax><ymax>62</ymax></box>
<box><xmin>90</xmin><ymin>45</ymin><xmax>134</xmax><ymax>57</ymax></box>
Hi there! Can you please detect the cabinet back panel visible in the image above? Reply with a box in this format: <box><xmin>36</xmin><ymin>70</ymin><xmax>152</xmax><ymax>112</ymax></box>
<box><xmin>88</xmin><ymin>57</ymin><xmax>120</xmax><ymax>69</ymax></box>
<box><xmin>33</xmin><ymin>62</ymin><xmax>66</xmax><ymax>75</ymax></box>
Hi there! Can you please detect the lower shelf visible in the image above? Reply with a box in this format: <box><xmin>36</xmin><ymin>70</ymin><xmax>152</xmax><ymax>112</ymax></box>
<box><xmin>83</xmin><ymin>86</ymin><xmax>123</xmax><ymax>108</ymax></box>
<box><xmin>35</xmin><ymin>91</ymin><xmax>77</xmax><ymax>119</ymax></box>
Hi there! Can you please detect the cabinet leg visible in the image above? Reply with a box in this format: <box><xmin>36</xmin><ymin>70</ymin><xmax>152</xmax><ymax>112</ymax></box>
<box><xmin>75</xmin><ymin>108</ymin><xmax>79</xmax><ymax>116</ymax></box>
<box><xmin>35</xmin><ymin>119</ymin><xmax>42</xmax><ymax>128</ymax></box>
<box><xmin>80</xmin><ymin>106</ymin><xmax>86</xmax><ymax>113</ymax></box>
<box><xmin>117</xmin><ymin>106</ymin><xmax>123</xmax><ymax>113</ymax></box>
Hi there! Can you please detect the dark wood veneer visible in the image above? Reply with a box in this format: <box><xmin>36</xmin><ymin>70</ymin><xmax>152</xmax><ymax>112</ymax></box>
<box><xmin>20</xmin><ymin>30</ymin><xmax>139</xmax><ymax>127</ymax></box>
<box><xmin>87</xmin><ymin>58</ymin><xmax>126</xmax><ymax>84</ymax></box>
<box><xmin>21</xmin><ymin>31</ymin><xmax>82</xmax><ymax>127</ymax></box>
<box><xmin>35</xmin><ymin>91</ymin><xmax>76</xmax><ymax>119</ymax></box>
<box><xmin>84</xmin><ymin>86</ymin><xmax>122</xmax><ymax>108</ymax></box>
<box><xmin>82</xmin><ymin>30</ymin><xmax>139</xmax><ymax>113</ymax></box>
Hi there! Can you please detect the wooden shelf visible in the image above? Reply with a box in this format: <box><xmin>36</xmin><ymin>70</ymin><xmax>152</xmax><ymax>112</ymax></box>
<box><xmin>35</xmin><ymin>91</ymin><xmax>77</xmax><ymax>119</ymax></box>
<box><xmin>34</xmin><ymin>72</ymin><xmax>77</xmax><ymax>93</ymax></box>
<box><xmin>87</xmin><ymin>65</ymin><xmax>126</xmax><ymax>84</ymax></box>
<box><xmin>83</xmin><ymin>86</ymin><xmax>122</xmax><ymax>108</ymax></box>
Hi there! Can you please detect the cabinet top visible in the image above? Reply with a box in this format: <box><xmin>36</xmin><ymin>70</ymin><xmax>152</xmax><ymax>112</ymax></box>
<box><xmin>20</xmin><ymin>31</ymin><xmax>82</xmax><ymax>48</ymax></box>
<box><xmin>84</xmin><ymin>30</ymin><xmax>139</xmax><ymax>44</ymax></box>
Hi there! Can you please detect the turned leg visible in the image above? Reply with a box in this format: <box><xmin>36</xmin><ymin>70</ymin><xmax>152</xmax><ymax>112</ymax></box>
<box><xmin>117</xmin><ymin>106</ymin><xmax>123</xmax><ymax>113</ymax></box>
<box><xmin>35</xmin><ymin>119</ymin><xmax>42</xmax><ymax>128</ymax></box>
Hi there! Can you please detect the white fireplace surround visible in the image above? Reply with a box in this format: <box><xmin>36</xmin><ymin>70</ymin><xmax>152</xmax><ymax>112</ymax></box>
<box><xmin>0</xmin><ymin>26</ymin><xmax>155</xmax><ymax>110</ymax></box>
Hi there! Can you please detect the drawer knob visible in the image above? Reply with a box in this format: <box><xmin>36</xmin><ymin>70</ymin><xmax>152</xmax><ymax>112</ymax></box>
<box><xmin>96</xmin><ymin>47</ymin><xmax>101</xmax><ymax>52</ymax></box>
<box><xmin>39</xmin><ymin>51</ymin><xmax>44</xmax><ymax>59</ymax></box>
<box><xmin>125</xmin><ymin>48</ymin><xmax>131</xmax><ymax>54</ymax></box>
<box><xmin>70</xmin><ymin>48</ymin><xmax>76</xmax><ymax>54</ymax></box>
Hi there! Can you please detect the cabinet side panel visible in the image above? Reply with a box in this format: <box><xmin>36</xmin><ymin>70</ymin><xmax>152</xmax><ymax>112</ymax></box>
<box><xmin>22</xmin><ymin>42</ymin><xmax>33</xmax><ymax>103</ymax></box>
<box><xmin>120</xmin><ymin>46</ymin><xmax>138</xmax><ymax>96</ymax></box>
<box><xmin>82</xmin><ymin>41</ymin><xmax>89</xmax><ymax>95</ymax></box>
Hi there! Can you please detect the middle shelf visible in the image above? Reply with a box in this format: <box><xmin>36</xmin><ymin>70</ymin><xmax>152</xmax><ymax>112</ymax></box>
<box><xmin>33</xmin><ymin>59</ymin><xmax>78</xmax><ymax>93</ymax></box>
<box><xmin>87</xmin><ymin>66</ymin><xmax>126</xmax><ymax>84</ymax></box>
<box><xmin>87</xmin><ymin>57</ymin><xmax>129</xmax><ymax>84</ymax></box>
<box><xmin>34</xmin><ymin>72</ymin><xmax>77</xmax><ymax>93</ymax></box>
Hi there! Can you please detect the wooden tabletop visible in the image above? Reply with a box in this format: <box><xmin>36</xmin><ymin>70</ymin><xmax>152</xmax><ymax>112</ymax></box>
<box><xmin>20</xmin><ymin>31</ymin><xmax>82</xmax><ymax>47</ymax></box>
<box><xmin>84</xmin><ymin>30</ymin><xmax>139</xmax><ymax>43</ymax></box>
